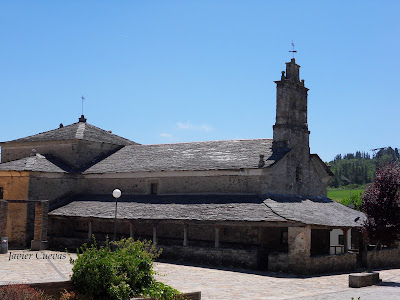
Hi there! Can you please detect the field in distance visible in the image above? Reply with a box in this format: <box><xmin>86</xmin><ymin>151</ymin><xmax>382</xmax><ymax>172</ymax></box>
<box><xmin>327</xmin><ymin>188</ymin><xmax>365</xmax><ymax>202</ymax></box>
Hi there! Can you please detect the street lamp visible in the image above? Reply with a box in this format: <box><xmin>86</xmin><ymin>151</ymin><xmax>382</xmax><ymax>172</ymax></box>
<box><xmin>112</xmin><ymin>189</ymin><xmax>121</xmax><ymax>242</ymax></box>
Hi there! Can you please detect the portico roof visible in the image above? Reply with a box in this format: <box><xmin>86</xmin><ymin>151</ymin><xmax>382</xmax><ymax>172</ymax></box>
<box><xmin>49</xmin><ymin>194</ymin><xmax>365</xmax><ymax>227</ymax></box>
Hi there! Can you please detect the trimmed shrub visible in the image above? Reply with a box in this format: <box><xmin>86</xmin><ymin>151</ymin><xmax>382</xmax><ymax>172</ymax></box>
<box><xmin>70</xmin><ymin>237</ymin><xmax>180</xmax><ymax>300</ymax></box>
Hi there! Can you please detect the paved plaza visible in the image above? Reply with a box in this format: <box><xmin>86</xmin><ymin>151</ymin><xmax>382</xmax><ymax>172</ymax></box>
<box><xmin>1</xmin><ymin>250</ymin><xmax>400</xmax><ymax>299</ymax></box>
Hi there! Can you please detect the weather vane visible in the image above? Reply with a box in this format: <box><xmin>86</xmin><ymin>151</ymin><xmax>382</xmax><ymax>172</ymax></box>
<box><xmin>81</xmin><ymin>96</ymin><xmax>85</xmax><ymax>115</ymax></box>
<box><xmin>289</xmin><ymin>40</ymin><xmax>297</xmax><ymax>58</ymax></box>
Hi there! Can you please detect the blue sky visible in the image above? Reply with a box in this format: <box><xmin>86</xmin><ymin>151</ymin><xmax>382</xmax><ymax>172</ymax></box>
<box><xmin>1</xmin><ymin>1</ymin><xmax>399</xmax><ymax>162</ymax></box>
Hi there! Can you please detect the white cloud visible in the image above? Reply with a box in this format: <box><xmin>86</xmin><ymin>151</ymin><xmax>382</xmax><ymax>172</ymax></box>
<box><xmin>177</xmin><ymin>121</ymin><xmax>213</xmax><ymax>132</ymax></box>
<box><xmin>160</xmin><ymin>133</ymin><xmax>173</xmax><ymax>138</ymax></box>
<box><xmin>177</xmin><ymin>122</ymin><xmax>194</xmax><ymax>129</ymax></box>
<box><xmin>199</xmin><ymin>124</ymin><xmax>213</xmax><ymax>132</ymax></box>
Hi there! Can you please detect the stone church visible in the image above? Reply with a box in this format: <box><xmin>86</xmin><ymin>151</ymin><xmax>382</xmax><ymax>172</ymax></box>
<box><xmin>0</xmin><ymin>58</ymin><xmax>366</xmax><ymax>274</ymax></box>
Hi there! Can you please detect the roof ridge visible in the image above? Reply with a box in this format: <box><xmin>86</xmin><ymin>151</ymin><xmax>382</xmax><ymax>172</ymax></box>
<box><xmin>1</xmin><ymin>122</ymin><xmax>80</xmax><ymax>143</ymax></box>
<box><xmin>131</xmin><ymin>138</ymin><xmax>273</xmax><ymax>147</ymax></box>
<box><xmin>0</xmin><ymin>156</ymin><xmax>29</xmax><ymax>165</ymax></box>
<box><xmin>75</xmin><ymin>123</ymin><xmax>85</xmax><ymax>139</ymax></box>
<box><xmin>2</xmin><ymin>121</ymin><xmax>136</xmax><ymax>145</ymax></box>
<box><xmin>25</xmin><ymin>156</ymin><xmax>37</xmax><ymax>171</ymax></box>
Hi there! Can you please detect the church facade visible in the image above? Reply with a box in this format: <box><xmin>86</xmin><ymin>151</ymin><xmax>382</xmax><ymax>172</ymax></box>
<box><xmin>0</xmin><ymin>59</ymin><xmax>370</xmax><ymax>274</ymax></box>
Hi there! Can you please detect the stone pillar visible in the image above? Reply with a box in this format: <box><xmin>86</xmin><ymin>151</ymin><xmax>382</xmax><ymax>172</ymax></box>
<box><xmin>288</xmin><ymin>226</ymin><xmax>311</xmax><ymax>274</ymax></box>
<box><xmin>153</xmin><ymin>224</ymin><xmax>157</xmax><ymax>244</ymax></box>
<box><xmin>215</xmin><ymin>226</ymin><xmax>221</xmax><ymax>248</ymax></box>
<box><xmin>0</xmin><ymin>200</ymin><xmax>8</xmax><ymax>238</ymax></box>
<box><xmin>88</xmin><ymin>220</ymin><xmax>93</xmax><ymax>240</ymax></box>
<box><xmin>129</xmin><ymin>222</ymin><xmax>134</xmax><ymax>239</ymax></box>
<box><xmin>31</xmin><ymin>201</ymin><xmax>49</xmax><ymax>250</ymax></box>
<box><xmin>342</xmin><ymin>228</ymin><xmax>350</xmax><ymax>253</ymax></box>
<box><xmin>183</xmin><ymin>224</ymin><xmax>188</xmax><ymax>247</ymax></box>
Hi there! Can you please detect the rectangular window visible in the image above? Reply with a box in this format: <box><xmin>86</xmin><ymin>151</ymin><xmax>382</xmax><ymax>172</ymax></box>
<box><xmin>150</xmin><ymin>183</ymin><xmax>158</xmax><ymax>195</ymax></box>
<box><xmin>338</xmin><ymin>234</ymin><xmax>344</xmax><ymax>245</ymax></box>
<box><xmin>0</xmin><ymin>187</ymin><xmax>3</xmax><ymax>199</ymax></box>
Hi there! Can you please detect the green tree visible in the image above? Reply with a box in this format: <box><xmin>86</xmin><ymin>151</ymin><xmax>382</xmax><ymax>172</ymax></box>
<box><xmin>362</xmin><ymin>162</ymin><xmax>400</xmax><ymax>272</ymax></box>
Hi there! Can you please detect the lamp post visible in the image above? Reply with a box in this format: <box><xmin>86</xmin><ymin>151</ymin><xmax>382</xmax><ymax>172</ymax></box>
<box><xmin>112</xmin><ymin>189</ymin><xmax>121</xmax><ymax>242</ymax></box>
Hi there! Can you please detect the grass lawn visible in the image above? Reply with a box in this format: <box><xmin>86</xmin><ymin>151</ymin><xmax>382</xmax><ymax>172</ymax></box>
<box><xmin>327</xmin><ymin>188</ymin><xmax>365</xmax><ymax>202</ymax></box>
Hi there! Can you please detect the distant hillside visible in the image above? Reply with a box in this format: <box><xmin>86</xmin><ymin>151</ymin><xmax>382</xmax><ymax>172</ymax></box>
<box><xmin>327</xmin><ymin>147</ymin><xmax>399</xmax><ymax>188</ymax></box>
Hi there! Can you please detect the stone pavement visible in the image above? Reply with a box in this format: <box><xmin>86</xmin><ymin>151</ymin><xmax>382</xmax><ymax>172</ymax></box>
<box><xmin>0</xmin><ymin>250</ymin><xmax>75</xmax><ymax>284</ymax></box>
<box><xmin>1</xmin><ymin>250</ymin><xmax>400</xmax><ymax>299</ymax></box>
<box><xmin>154</xmin><ymin>263</ymin><xmax>400</xmax><ymax>300</ymax></box>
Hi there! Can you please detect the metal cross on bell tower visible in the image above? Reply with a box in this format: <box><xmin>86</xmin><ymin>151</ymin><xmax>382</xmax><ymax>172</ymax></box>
<box><xmin>289</xmin><ymin>41</ymin><xmax>297</xmax><ymax>58</ymax></box>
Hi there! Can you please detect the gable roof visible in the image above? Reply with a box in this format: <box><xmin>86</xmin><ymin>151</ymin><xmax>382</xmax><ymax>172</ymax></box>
<box><xmin>83</xmin><ymin>139</ymin><xmax>290</xmax><ymax>174</ymax></box>
<box><xmin>311</xmin><ymin>154</ymin><xmax>334</xmax><ymax>177</ymax></box>
<box><xmin>0</xmin><ymin>153</ymin><xmax>70</xmax><ymax>173</ymax></box>
<box><xmin>2</xmin><ymin>121</ymin><xmax>137</xmax><ymax>146</ymax></box>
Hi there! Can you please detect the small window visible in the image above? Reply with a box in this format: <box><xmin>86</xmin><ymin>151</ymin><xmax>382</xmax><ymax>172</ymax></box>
<box><xmin>338</xmin><ymin>234</ymin><xmax>344</xmax><ymax>245</ymax></box>
<box><xmin>150</xmin><ymin>183</ymin><xmax>158</xmax><ymax>195</ymax></box>
<box><xmin>295</xmin><ymin>166</ymin><xmax>302</xmax><ymax>183</ymax></box>
<box><xmin>0</xmin><ymin>187</ymin><xmax>3</xmax><ymax>199</ymax></box>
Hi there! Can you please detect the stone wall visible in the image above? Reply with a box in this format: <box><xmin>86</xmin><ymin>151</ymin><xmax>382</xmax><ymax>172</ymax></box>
<box><xmin>1</xmin><ymin>140</ymin><xmax>121</xmax><ymax>169</ymax></box>
<box><xmin>0</xmin><ymin>171</ymin><xmax>30</xmax><ymax>200</ymax></box>
<box><xmin>82</xmin><ymin>163</ymin><xmax>327</xmax><ymax>197</ymax></box>
<box><xmin>160</xmin><ymin>245</ymin><xmax>259</xmax><ymax>269</ymax></box>
<box><xmin>268</xmin><ymin>252</ymin><xmax>289</xmax><ymax>272</ymax></box>
<box><xmin>309</xmin><ymin>253</ymin><xmax>357</xmax><ymax>274</ymax></box>
<box><xmin>82</xmin><ymin>170</ymin><xmax>265</xmax><ymax>195</ymax></box>
<box><xmin>366</xmin><ymin>248</ymin><xmax>400</xmax><ymax>269</ymax></box>
<box><xmin>270</xmin><ymin>252</ymin><xmax>358</xmax><ymax>274</ymax></box>
<box><xmin>28</xmin><ymin>174</ymin><xmax>78</xmax><ymax>202</ymax></box>
<box><xmin>265</xmin><ymin>153</ymin><xmax>329</xmax><ymax>197</ymax></box>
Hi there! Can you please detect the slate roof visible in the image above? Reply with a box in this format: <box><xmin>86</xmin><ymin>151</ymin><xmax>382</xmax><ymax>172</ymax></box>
<box><xmin>2</xmin><ymin>121</ymin><xmax>137</xmax><ymax>146</ymax></box>
<box><xmin>49</xmin><ymin>194</ymin><xmax>365</xmax><ymax>227</ymax></box>
<box><xmin>263</xmin><ymin>195</ymin><xmax>365</xmax><ymax>227</ymax></box>
<box><xmin>49</xmin><ymin>194</ymin><xmax>287</xmax><ymax>222</ymax></box>
<box><xmin>0</xmin><ymin>153</ymin><xmax>70</xmax><ymax>173</ymax></box>
<box><xmin>84</xmin><ymin>139</ymin><xmax>289</xmax><ymax>173</ymax></box>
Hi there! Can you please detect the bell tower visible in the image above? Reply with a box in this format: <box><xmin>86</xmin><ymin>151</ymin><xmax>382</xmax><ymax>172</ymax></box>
<box><xmin>272</xmin><ymin>58</ymin><xmax>310</xmax><ymax>152</ymax></box>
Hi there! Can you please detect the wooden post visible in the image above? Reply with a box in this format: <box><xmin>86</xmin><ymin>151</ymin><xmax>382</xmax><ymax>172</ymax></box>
<box><xmin>215</xmin><ymin>226</ymin><xmax>221</xmax><ymax>248</ymax></box>
<box><xmin>129</xmin><ymin>222</ymin><xmax>134</xmax><ymax>239</ymax></box>
<box><xmin>183</xmin><ymin>224</ymin><xmax>188</xmax><ymax>247</ymax></box>
<box><xmin>88</xmin><ymin>220</ymin><xmax>92</xmax><ymax>240</ymax></box>
<box><xmin>153</xmin><ymin>224</ymin><xmax>157</xmax><ymax>244</ymax></box>
<box><xmin>343</xmin><ymin>228</ymin><xmax>350</xmax><ymax>253</ymax></box>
